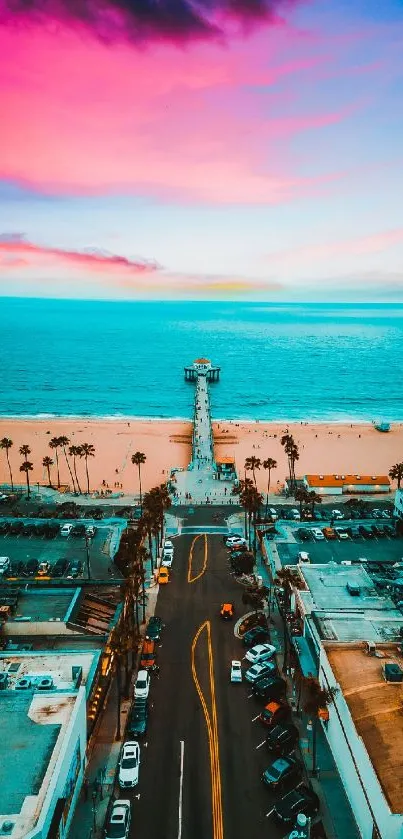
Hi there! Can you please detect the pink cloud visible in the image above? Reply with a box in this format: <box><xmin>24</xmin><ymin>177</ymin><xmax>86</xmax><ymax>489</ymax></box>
<box><xmin>0</xmin><ymin>21</ymin><xmax>365</xmax><ymax>204</ymax></box>
<box><xmin>265</xmin><ymin>228</ymin><xmax>403</xmax><ymax>267</ymax></box>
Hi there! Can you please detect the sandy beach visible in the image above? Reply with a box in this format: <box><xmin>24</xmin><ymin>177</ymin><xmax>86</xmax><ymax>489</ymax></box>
<box><xmin>0</xmin><ymin>418</ymin><xmax>401</xmax><ymax>496</ymax></box>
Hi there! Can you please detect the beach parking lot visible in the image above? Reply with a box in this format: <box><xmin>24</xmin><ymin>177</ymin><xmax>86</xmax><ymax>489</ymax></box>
<box><xmin>0</xmin><ymin>520</ymin><xmax>118</xmax><ymax>579</ymax></box>
<box><xmin>277</xmin><ymin>535</ymin><xmax>403</xmax><ymax>567</ymax></box>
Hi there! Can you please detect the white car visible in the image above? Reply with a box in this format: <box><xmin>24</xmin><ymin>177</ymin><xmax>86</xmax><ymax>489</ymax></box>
<box><xmin>312</xmin><ymin>528</ymin><xmax>325</xmax><ymax>541</ymax></box>
<box><xmin>60</xmin><ymin>523</ymin><xmax>73</xmax><ymax>536</ymax></box>
<box><xmin>230</xmin><ymin>661</ymin><xmax>243</xmax><ymax>683</ymax></box>
<box><xmin>245</xmin><ymin>643</ymin><xmax>276</xmax><ymax>665</ymax></box>
<box><xmin>332</xmin><ymin>509</ymin><xmax>344</xmax><ymax>520</ymax></box>
<box><xmin>85</xmin><ymin>525</ymin><xmax>96</xmax><ymax>538</ymax></box>
<box><xmin>164</xmin><ymin>540</ymin><xmax>174</xmax><ymax>550</ymax></box>
<box><xmin>134</xmin><ymin>670</ymin><xmax>150</xmax><ymax>700</ymax></box>
<box><xmin>297</xmin><ymin>551</ymin><xmax>310</xmax><ymax>563</ymax></box>
<box><xmin>162</xmin><ymin>553</ymin><xmax>173</xmax><ymax>568</ymax></box>
<box><xmin>119</xmin><ymin>741</ymin><xmax>140</xmax><ymax>788</ymax></box>
<box><xmin>267</xmin><ymin>508</ymin><xmax>278</xmax><ymax>520</ymax></box>
<box><xmin>245</xmin><ymin>660</ymin><xmax>276</xmax><ymax>683</ymax></box>
<box><xmin>105</xmin><ymin>800</ymin><xmax>131</xmax><ymax>839</ymax></box>
<box><xmin>0</xmin><ymin>556</ymin><xmax>11</xmax><ymax>575</ymax></box>
<box><xmin>290</xmin><ymin>509</ymin><xmax>300</xmax><ymax>520</ymax></box>
<box><xmin>335</xmin><ymin>529</ymin><xmax>349</xmax><ymax>540</ymax></box>
<box><xmin>225</xmin><ymin>535</ymin><xmax>247</xmax><ymax>548</ymax></box>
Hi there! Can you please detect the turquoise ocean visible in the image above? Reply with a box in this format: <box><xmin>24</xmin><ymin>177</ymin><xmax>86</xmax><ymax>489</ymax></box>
<box><xmin>0</xmin><ymin>298</ymin><xmax>402</xmax><ymax>422</ymax></box>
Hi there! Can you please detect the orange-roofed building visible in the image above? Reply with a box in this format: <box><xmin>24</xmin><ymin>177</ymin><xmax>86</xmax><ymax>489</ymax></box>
<box><xmin>303</xmin><ymin>474</ymin><xmax>390</xmax><ymax>495</ymax></box>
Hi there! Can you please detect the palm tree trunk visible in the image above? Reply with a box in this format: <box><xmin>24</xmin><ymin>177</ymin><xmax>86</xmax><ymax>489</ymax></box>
<box><xmin>6</xmin><ymin>451</ymin><xmax>13</xmax><ymax>491</ymax></box>
<box><xmin>248</xmin><ymin>511</ymin><xmax>252</xmax><ymax>550</ymax></box>
<box><xmin>26</xmin><ymin>470</ymin><xmax>30</xmax><ymax>498</ymax></box>
<box><xmin>312</xmin><ymin>717</ymin><xmax>318</xmax><ymax>776</ymax></box>
<box><xmin>73</xmin><ymin>456</ymin><xmax>82</xmax><ymax>494</ymax></box>
<box><xmin>54</xmin><ymin>449</ymin><xmax>60</xmax><ymax>488</ymax></box>
<box><xmin>46</xmin><ymin>465</ymin><xmax>52</xmax><ymax>487</ymax></box>
<box><xmin>63</xmin><ymin>447</ymin><xmax>76</xmax><ymax>493</ymax></box>
<box><xmin>138</xmin><ymin>464</ymin><xmax>143</xmax><ymax>513</ymax></box>
<box><xmin>135</xmin><ymin>597</ymin><xmax>140</xmax><ymax>632</ymax></box>
<box><xmin>85</xmin><ymin>456</ymin><xmax>90</xmax><ymax>495</ymax></box>
<box><xmin>141</xmin><ymin>585</ymin><xmax>146</xmax><ymax>624</ymax></box>
<box><xmin>115</xmin><ymin>660</ymin><xmax>122</xmax><ymax>740</ymax></box>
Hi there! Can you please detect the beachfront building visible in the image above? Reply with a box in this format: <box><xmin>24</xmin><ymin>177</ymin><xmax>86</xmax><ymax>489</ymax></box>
<box><xmin>287</xmin><ymin>563</ymin><xmax>403</xmax><ymax>839</ymax></box>
<box><xmin>0</xmin><ymin>650</ymin><xmax>94</xmax><ymax>839</ymax></box>
<box><xmin>394</xmin><ymin>489</ymin><xmax>403</xmax><ymax>520</ymax></box>
<box><xmin>303</xmin><ymin>474</ymin><xmax>391</xmax><ymax>495</ymax></box>
<box><xmin>184</xmin><ymin>358</ymin><xmax>220</xmax><ymax>382</ymax></box>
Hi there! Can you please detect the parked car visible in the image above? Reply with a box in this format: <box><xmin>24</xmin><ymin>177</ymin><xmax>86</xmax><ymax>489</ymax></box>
<box><xmin>273</xmin><ymin>784</ymin><xmax>320</xmax><ymax>825</ymax></box>
<box><xmin>9</xmin><ymin>521</ymin><xmax>24</xmax><ymax>535</ymax></box>
<box><xmin>134</xmin><ymin>670</ymin><xmax>150</xmax><ymax>699</ymax></box>
<box><xmin>242</xmin><ymin>626</ymin><xmax>270</xmax><ymax>647</ymax></box>
<box><xmin>297</xmin><ymin>528</ymin><xmax>311</xmax><ymax>542</ymax></box>
<box><xmin>162</xmin><ymin>552</ymin><xmax>173</xmax><ymax>568</ymax></box>
<box><xmin>267</xmin><ymin>508</ymin><xmax>278</xmax><ymax>520</ymax></box>
<box><xmin>312</xmin><ymin>528</ymin><xmax>325</xmax><ymax>541</ymax></box>
<box><xmin>261</xmin><ymin>754</ymin><xmax>302</xmax><ymax>792</ymax></box>
<box><xmin>67</xmin><ymin>560</ymin><xmax>83</xmax><ymax>578</ymax></box>
<box><xmin>157</xmin><ymin>566</ymin><xmax>169</xmax><ymax>584</ymax></box>
<box><xmin>371</xmin><ymin>524</ymin><xmax>383</xmax><ymax>537</ymax></box>
<box><xmin>349</xmin><ymin>526</ymin><xmax>361</xmax><ymax>538</ymax></box>
<box><xmin>25</xmin><ymin>558</ymin><xmax>39</xmax><ymax>576</ymax></box>
<box><xmin>72</xmin><ymin>524</ymin><xmax>86</xmax><ymax>537</ymax></box>
<box><xmin>290</xmin><ymin>509</ymin><xmax>300</xmax><ymax>521</ymax></box>
<box><xmin>220</xmin><ymin>602</ymin><xmax>234</xmax><ymax>620</ymax></box>
<box><xmin>146</xmin><ymin>615</ymin><xmax>163</xmax><ymax>641</ymax></box>
<box><xmin>245</xmin><ymin>643</ymin><xmax>276</xmax><ymax>665</ymax></box>
<box><xmin>245</xmin><ymin>660</ymin><xmax>277</xmax><ymax>683</ymax></box>
<box><xmin>140</xmin><ymin>639</ymin><xmax>156</xmax><ymax>670</ymax></box>
<box><xmin>359</xmin><ymin>525</ymin><xmax>374</xmax><ymax>539</ymax></box>
<box><xmin>127</xmin><ymin>701</ymin><xmax>148</xmax><ymax>737</ymax></box>
<box><xmin>384</xmin><ymin>524</ymin><xmax>396</xmax><ymax>537</ymax></box>
<box><xmin>38</xmin><ymin>561</ymin><xmax>51</xmax><ymax>576</ymax></box>
<box><xmin>22</xmin><ymin>523</ymin><xmax>35</xmax><ymax>536</ymax></box>
<box><xmin>0</xmin><ymin>522</ymin><xmax>10</xmax><ymax>534</ymax></box>
<box><xmin>118</xmin><ymin>742</ymin><xmax>140</xmax><ymax>789</ymax></box>
<box><xmin>259</xmin><ymin>700</ymin><xmax>290</xmax><ymax>728</ymax></box>
<box><xmin>230</xmin><ymin>660</ymin><xmax>242</xmax><ymax>683</ymax></box>
<box><xmin>253</xmin><ymin>675</ymin><xmax>286</xmax><ymax>701</ymax></box>
<box><xmin>335</xmin><ymin>529</ymin><xmax>350</xmax><ymax>540</ymax></box>
<box><xmin>11</xmin><ymin>560</ymin><xmax>25</xmax><ymax>576</ymax></box>
<box><xmin>332</xmin><ymin>509</ymin><xmax>344</xmax><ymax>520</ymax></box>
<box><xmin>225</xmin><ymin>535</ymin><xmax>247</xmax><ymax>549</ymax></box>
<box><xmin>323</xmin><ymin>527</ymin><xmax>337</xmax><ymax>540</ymax></box>
<box><xmin>0</xmin><ymin>556</ymin><xmax>11</xmax><ymax>575</ymax></box>
<box><xmin>52</xmin><ymin>558</ymin><xmax>69</xmax><ymax>577</ymax></box>
<box><xmin>104</xmin><ymin>800</ymin><xmax>131</xmax><ymax>839</ymax></box>
<box><xmin>85</xmin><ymin>525</ymin><xmax>96</xmax><ymax>538</ymax></box>
<box><xmin>297</xmin><ymin>551</ymin><xmax>310</xmax><ymax>564</ymax></box>
<box><xmin>60</xmin><ymin>523</ymin><xmax>73</xmax><ymax>537</ymax></box>
<box><xmin>266</xmin><ymin>723</ymin><xmax>299</xmax><ymax>756</ymax></box>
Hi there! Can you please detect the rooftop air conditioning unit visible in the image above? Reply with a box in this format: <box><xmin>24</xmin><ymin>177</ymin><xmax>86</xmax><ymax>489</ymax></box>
<box><xmin>15</xmin><ymin>677</ymin><xmax>31</xmax><ymax>690</ymax></box>
<box><xmin>319</xmin><ymin>475</ymin><xmax>324</xmax><ymax>480</ymax></box>
<box><xmin>335</xmin><ymin>475</ymin><xmax>339</xmax><ymax>479</ymax></box>
<box><xmin>356</xmin><ymin>476</ymin><xmax>361</xmax><ymax>480</ymax></box>
<box><xmin>372</xmin><ymin>476</ymin><xmax>376</xmax><ymax>480</ymax></box>
<box><xmin>383</xmin><ymin>663</ymin><xmax>403</xmax><ymax>683</ymax></box>
<box><xmin>0</xmin><ymin>821</ymin><xmax>14</xmax><ymax>834</ymax></box>
<box><xmin>341</xmin><ymin>475</ymin><xmax>345</xmax><ymax>480</ymax></box>
<box><xmin>0</xmin><ymin>673</ymin><xmax>8</xmax><ymax>690</ymax></box>
<box><xmin>36</xmin><ymin>676</ymin><xmax>53</xmax><ymax>691</ymax></box>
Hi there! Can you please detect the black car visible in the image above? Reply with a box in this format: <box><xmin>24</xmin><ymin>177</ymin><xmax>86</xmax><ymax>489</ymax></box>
<box><xmin>25</xmin><ymin>558</ymin><xmax>39</xmax><ymax>576</ymax></box>
<box><xmin>297</xmin><ymin>528</ymin><xmax>311</xmax><ymax>542</ymax></box>
<box><xmin>11</xmin><ymin>560</ymin><xmax>25</xmax><ymax>576</ymax></box>
<box><xmin>71</xmin><ymin>524</ymin><xmax>86</xmax><ymax>537</ymax></box>
<box><xmin>242</xmin><ymin>626</ymin><xmax>270</xmax><ymax>647</ymax></box>
<box><xmin>266</xmin><ymin>724</ymin><xmax>299</xmax><ymax>756</ymax></box>
<box><xmin>348</xmin><ymin>526</ymin><xmax>361</xmax><ymax>538</ymax></box>
<box><xmin>146</xmin><ymin>615</ymin><xmax>164</xmax><ymax>641</ymax></box>
<box><xmin>0</xmin><ymin>522</ymin><xmax>10</xmax><ymax>534</ymax></box>
<box><xmin>384</xmin><ymin>524</ymin><xmax>396</xmax><ymax>537</ymax></box>
<box><xmin>127</xmin><ymin>701</ymin><xmax>148</xmax><ymax>737</ymax></box>
<box><xmin>9</xmin><ymin>521</ymin><xmax>24</xmax><ymax>535</ymax></box>
<box><xmin>359</xmin><ymin>525</ymin><xmax>374</xmax><ymax>538</ymax></box>
<box><xmin>262</xmin><ymin>755</ymin><xmax>302</xmax><ymax>792</ymax></box>
<box><xmin>273</xmin><ymin>784</ymin><xmax>320</xmax><ymax>824</ymax></box>
<box><xmin>67</xmin><ymin>560</ymin><xmax>83</xmax><ymax>578</ymax></box>
<box><xmin>371</xmin><ymin>524</ymin><xmax>383</xmax><ymax>537</ymax></box>
<box><xmin>22</xmin><ymin>523</ymin><xmax>35</xmax><ymax>536</ymax></box>
<box><xmin>253</xmin><ymin>675</ymin><xmax>286</xmax><ymax>700</ymax></box>
<box><xmin>34</xmin><ymin>523</ymin><xmax>48</xmax><ymax>537</ymax></box>
<box><xmin>52</xmin><ymin>558</ymin><xmax>69</xmax><ymax>577</ymax></box>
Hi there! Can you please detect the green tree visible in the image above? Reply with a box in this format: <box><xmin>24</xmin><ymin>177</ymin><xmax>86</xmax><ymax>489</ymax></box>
<box><xmin>245</xmin><ymin>455</ymin><xmax>261</xmax><ymax>489</ymax></box>
<box><xmin>389</xmin><ymin>462</ymin><xmax>403</xmax><ymax>489</ymax></box>
<box><xmin>42</xmin><ymin>456</ymin><xmax>54</xmax><ymax>487</ymax></box>
<box><xmin>49</xmin><ymin>437</ymin><xmax>62</xmax><ymax>488</ymax></box>
<box><xmin>19</xmin><ymin>460</ymin><xmax>33</xmax><ymax>497</ymax></box>
<box><xmin>58</xmin><ymin>435</ymin><xmax>77</xmax><ymax>493</ymax></box>
<box><xmin>262</xmin><ymin>457</ymin><xmax>277</xmax><ymax>517</ymax></box>
<box><xmin>294</xmin><ymin>486</ymin><xmax>310</xmax><ymax>518</ymax></box>
<box><xmin>19</xmin><ymin>444</ymin><xmax>31</xmax><ymax>459</ymax></box>
<box><xmin>131</xmin><ymin>451</ymin><xmax>146</xmax><ymax>514</ymax></box>
<box><xmin>232</xmin><ymin>477</ymin><xmax>254</xmax><ymax>541</ymax></box>
<box><xmin>79</xmin><ymin>443</ymin><xmax>95</xmax><ymax>494</ymax></box>
<box><xmin>0</xmin><ymin>437</ymin><xmax>14</xmax><ymax>490</ymax></box>
<box><xmin>274</xmin><ymin>567</ymin><xmax>305</xmax><ymax>672</ymax></box>
<box><xmin>307</xmin><ymin>490</ymin><xmax>322</xmax><ymax>516</ymax></box>
<box><xmin>69</xmin><ymin>445</ymin><xmax>83</xmax><ymax>494</ymax></box>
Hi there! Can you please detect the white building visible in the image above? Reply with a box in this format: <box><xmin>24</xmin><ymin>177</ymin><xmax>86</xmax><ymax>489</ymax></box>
<box><xmin>0</xmin><ymin>650</ymin><xmax>98</xmax><ymax>839</ymax></box>
<box><xmin>394</xmin><ymin>489</ymin><xmax>403</xmax><ymax>520</ymax></box>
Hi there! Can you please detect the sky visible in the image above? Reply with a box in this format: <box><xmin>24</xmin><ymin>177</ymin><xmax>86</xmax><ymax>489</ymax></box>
<box><xmin>0</xmin><ymin>0</ymin><xmax>402</xmax><ymax>301</ymax></box>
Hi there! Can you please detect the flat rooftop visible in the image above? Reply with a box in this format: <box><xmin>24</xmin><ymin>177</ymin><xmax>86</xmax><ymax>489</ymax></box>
<box><xmin>11</xmin><ymin>588</ymin><xmax>77</xmax><ymax>622</ymax></box>
<box><xmin>327</xmin><ymin>645</ymin><xmax>403</xmax><ymax>814</ymax></box>
<box><xmin>299</xmin><ymin>564</ymin><xmax>396</xmax><ymax>613</ymax></box>
<box><xmin>312</xmin><ymin>611</ymin><xmax>403</xmax><ymax>643</ymax></box>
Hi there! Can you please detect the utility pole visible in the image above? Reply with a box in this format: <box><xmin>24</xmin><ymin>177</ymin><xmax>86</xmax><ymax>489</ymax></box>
<box><xmin>85</xmin><ymin>534</ymin><xmax>91</xmax><ymax>579</ymax></box>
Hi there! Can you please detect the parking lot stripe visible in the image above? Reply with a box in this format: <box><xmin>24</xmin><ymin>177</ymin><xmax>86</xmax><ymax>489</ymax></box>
<box><xmin>251</xmin><ymin>713</ymin><xmax>260</xmax><ymax>722</ymax></box>
<box><xmin>255</xmin><ymin>740</ymin><xmax>266</xmax><ymax>750</ymax></box>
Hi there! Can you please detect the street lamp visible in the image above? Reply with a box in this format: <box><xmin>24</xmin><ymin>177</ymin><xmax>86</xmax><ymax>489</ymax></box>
<box><xmin>85</xmin><ymin>534</ymin><xmax>92</xmax><ymax>580</ymax></box>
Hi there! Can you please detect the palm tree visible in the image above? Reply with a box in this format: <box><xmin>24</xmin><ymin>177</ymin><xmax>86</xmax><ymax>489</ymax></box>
<box><xmin>281</xmin><ymin>434</ymin><xmax>299</xmax><ymax>492</ymax></box>
<box><xmin>79</xmin><ymin>443</ymin><xmax>95</xmax><ymax>494</ymax></box>
<box><xmin>307</xmin><ymin>490</ymin><xmax>322</xmax><ymax>516</ymax></box>
<box><xmin>42</xmin><ymin>456</ymin><xmax>54</xmax><ymax>487</ymax></box>
<box><xmin>294</xmin><ymin>486</ymin><xmax>310</xmax><ymax>519</ymax></box>
<box><xmin>20</xmin><ymin>460</ymin><xmax>33</xmax><ymax>497</ymax></box>
<box><xmin>262</xmin><ymin>457</ymin><xmax>277</xmax><ymax>518</ymax></box>
<box><xmin>232</xmin><ymin>477</ymin><xmax>254</xmax><ymax>540</ymax></box>
<box><xmin>389</xmin><ymin>462</ymin><xmax>403</xmax><ymax>489</ymax></box>
<box><xmin>274</xmin><ymin>567</ymin><xmax>305</xmax><ymax>672</ymax></box>
<box><xmin>131</xmin><ymin>451</ymin><xmax>146</xmax><ymax>513</ymax></box>
<box><xmin>19</xmin><ymin>444</ymin><xmax>31</xmax><ymax>459</ymax></box>
<box><xmin>302</xmin><ymin>677</ymin><xmax>336</xmax><ymax>776</ymax></box>
<box><xmin>58</xmin><ymin>435</ymin><xmax>76</xmax><ymax>493</ymax></box>
<box><xmin>69</xmin><ymin>445</ymin><xmax>83</xmax><ymax>494</ymax></box>
<box><xmin>245</xmin><ymin>456</ymin><xmax>261</xmax><ymax>488</ymax></box>
<box><xmin>0</xmin><ymin>437</ymin><xmax>14</xmax><ymax>490</ymax></box>
<box><xmin>49</xmin><ymin>437</ymin><xmax>62</xmax><ymax>488</ymax></box>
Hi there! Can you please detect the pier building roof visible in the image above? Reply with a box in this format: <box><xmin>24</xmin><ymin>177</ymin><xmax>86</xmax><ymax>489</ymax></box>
<box><xmin>305</xmin><ymin>474</ymin><xmax>390</xmax><ymax>488</ymax></box>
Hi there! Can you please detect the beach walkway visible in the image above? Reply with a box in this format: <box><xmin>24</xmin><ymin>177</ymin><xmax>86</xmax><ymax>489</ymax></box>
<box><xmin>191</xmin><ymin>372</ymin><xmax>215</xmax><ymax>469</ymax></box>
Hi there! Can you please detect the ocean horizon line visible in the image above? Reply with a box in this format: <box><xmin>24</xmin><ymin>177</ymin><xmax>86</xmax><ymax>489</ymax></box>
<box><xmin>0</xmin><ymin>413</ymin><xmax>402</xmax><ymax>426</ymax></box>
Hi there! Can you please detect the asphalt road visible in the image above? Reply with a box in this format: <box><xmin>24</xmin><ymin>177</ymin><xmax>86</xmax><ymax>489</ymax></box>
<box><xmin>132</xmin><ymin>518</ymin><xmax>286</xmax><ymax>839</ymax></box>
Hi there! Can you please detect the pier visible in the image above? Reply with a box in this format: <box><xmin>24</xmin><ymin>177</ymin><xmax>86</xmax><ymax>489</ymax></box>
<box><xmin>171</xmin><ymin>359</ymin><xmax>237</xmax><ymax>505</ymax></box>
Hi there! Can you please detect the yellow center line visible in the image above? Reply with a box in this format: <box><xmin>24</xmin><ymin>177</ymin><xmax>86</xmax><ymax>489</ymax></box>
<box><xmin>188</xmin><ymin>533</ymin><xmax>208</xmax><ymax>583</ymax></box>
<box><xmin>191</xmin><ymin>621</ymin><xmax>224</xmax><ymax>839</ymax></box>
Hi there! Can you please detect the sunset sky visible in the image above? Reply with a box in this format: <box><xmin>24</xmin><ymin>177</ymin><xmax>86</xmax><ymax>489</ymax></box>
<box><xmin>0</xmin><ymin>0</ymin><xmax>402</xmax><ymax>300</ymax></box>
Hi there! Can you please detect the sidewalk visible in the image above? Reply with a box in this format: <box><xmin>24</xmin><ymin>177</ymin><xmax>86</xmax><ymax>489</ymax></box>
<box><xmin>255</xmin><ymin>539</ymin><xmax>361</xmax><ymax>839</ymax></box>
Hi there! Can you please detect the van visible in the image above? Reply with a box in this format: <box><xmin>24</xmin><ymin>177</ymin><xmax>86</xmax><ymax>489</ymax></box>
<box><xmin>0</xmin><ymin>557</ymin><xmax>11</xmax><ymax>575</ymax></box>
<box><xmin>158</xmin><ymin>567</ymin><xmax>169</xmax><ymax>585</ymax></box>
